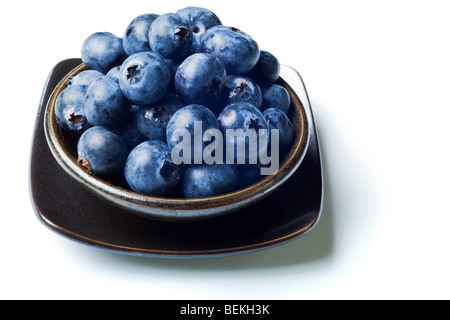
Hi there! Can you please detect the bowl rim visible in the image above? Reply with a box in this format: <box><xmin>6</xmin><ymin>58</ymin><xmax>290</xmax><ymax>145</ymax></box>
<box><xmin>43</xmin><ymin>63</ymin><xmax>310</xmax><ymax>220</ymax></box>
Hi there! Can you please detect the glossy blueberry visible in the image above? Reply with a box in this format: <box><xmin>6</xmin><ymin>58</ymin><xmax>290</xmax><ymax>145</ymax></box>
<box><xmin>137</xmin><ymin>94</ymin><xmax>184</xmax><ymax>141</ymax></box>
<box><xmin>166</xmin><ymin>104</ymin><xmax>219</xmax><ymax>163</ymax></box>
<box><xmin>77</xmin><ymin>126</ymin><xmax>128</xmax><ymax>176</ymax></box>
<box><xmin>262</xmin><ymin>84</ymin><xmax>291</xmax><ymax>114</ymax></box>
<box><xmin>148</xmin><ymin>13</ymin><xmax>193</xmax><ymax>60</ymax></box>
<box><xmin>263</xmin><ymin>107</ymin><xmax>294</xmax><ymax>151</ymax></box>
<box><xmin>175</xmin><ymin>53</ymin><xmax>226</xmax><ymax>109</ymax></box>
<box><xmin>106</xmin><ymin>66</ymin><xmax>121</xmax><ymax>79</ymax></box>
<box><xmin>85</xmin><ymin>76</ymin><xmax>128</xmax><ymax>127</ymax></box>
<box><xmin>123</xmin><ymin>13</ymin><xmax>159</xmax><ymax>56</ymax></box>
<box><xmin>177</xmin><ymin>6</ymin><xmax>222</xmax><ymax>52</ymax></box>
<box><xmin>201</xmin><ymin>26</ymin><xmax>260</xmax><ymax>74</ymax></box>
<box><xmin>118</xmin><ymin>105</ymin><xmax>146</xmax><ymax>152</ymax></box>
<box><xmin>218</xmin><ymin>102</ymin><xmax>269</xmax><ymax>164</ymax></box>
<box><xmin>125</xmin><ymin>140</ymin><xmax>180</xmax><ymax>196</ymax></box>
<box><xmin>55</xmin><ymin>85</ymin><xmax>91</xmax><ymax>135</ymax></box>
<box><xmin>67</xmin><ymin>70</ymin><xmax>104</xmax><ymax>87</ymax></box>
<box><xmin>182</xmin><ymin>164</ymin><xmax>238</xmax><ymax>198</ymax></box>
<box><xmin>81</xmin><ymin>32</ymin><xmax>127</xmax><ymax>74</ymax></box>
<box><xmin>246</xmin><ymin>50</ymin><xmax>280</xmax><ymax>84</ymax></box>
<box><xmin>222</xmin><ymin>75</ymin><xmax>262</xmax><ymax>109</ymax></box>
<box><xmin>119</xmin><ymin>51</ymin><xmax>171</xmax><ymax>105</ymax></box>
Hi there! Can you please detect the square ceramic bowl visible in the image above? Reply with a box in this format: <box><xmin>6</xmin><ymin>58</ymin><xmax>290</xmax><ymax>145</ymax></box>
<box><xmin>43</xmin><ymin>63</ymin><xmax>310</xmax><ymax>221</ymax></box>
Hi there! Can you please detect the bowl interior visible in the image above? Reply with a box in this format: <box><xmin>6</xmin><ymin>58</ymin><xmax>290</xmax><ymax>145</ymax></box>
<box><xmin>44</xmin><ymin>63</ymin><xmax>309</xmax><ymax>220</ymax></box>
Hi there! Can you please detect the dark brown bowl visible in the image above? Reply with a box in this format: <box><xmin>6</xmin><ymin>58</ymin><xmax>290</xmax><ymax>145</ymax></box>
<box><xmin>43</xmin><ymin>63</ymin><xmax>310</xmax><ymax>221</ymax></box>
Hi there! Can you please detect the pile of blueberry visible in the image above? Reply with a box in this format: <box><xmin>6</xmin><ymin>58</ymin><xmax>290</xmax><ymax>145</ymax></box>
<box><xmin>55</xmin><ymin>6</ymin><xmax>295</xmax><ymax>199</ymax></box>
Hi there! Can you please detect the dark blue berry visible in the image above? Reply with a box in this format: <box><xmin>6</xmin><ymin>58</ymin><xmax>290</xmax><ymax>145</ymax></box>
<box><xmin>55</xmin><ymin>85</ymin><xmax>91</xmax><ymax>135</ymax></box>
<box><xmin>77</xmin><ymin>126</ymin><xmax>128</xmax><ymax>176</ymax></box>
<box><xmin>125</xmin><ymin>140</ymin><xmax>180</xmax><ymax>196</ymax></box>
<box><xmin>81</xmin><ymin>32</ymin><xmax>127</xmax><ymax>74</ymax></box>
<box><xmin>218</xmin><ymin>102</ymin><xmax>269</xmax><ymax>164</ymax></box>
<box><xmin>84</xmin><ymin>76</ymin><xmax>128</xmax><ymax>127</ymax></box>
<box><xmin>263</xmin><ymin>107</ymin><xmax>294</xmax><ymax>152</ymax></box>
<box><xmin>123</xmin><ymin>13</ymin><xmax>159</xmax><ymax>55</ymax></box>
<box><xmin>182</xmin><ymin>164</ymin><xmax>238</xmax><ymax>198</ymax></box>
<box><xmin>119</xmin><ymin>51</ymin><xmax>171</xmax><ymax>105</ymax></box>
<box><xmin>261</xmin><ymin>84</ymin><xmax>291</xmax><ymax>114</ymax></box>
<box><xmin>246</xmin><ymin>50</ymin><xmax>280</xmax><ymax>84</ymax></box>
<box><xmin>174</xmin><ymin>53</ymin><xmax>226</xmax><ymax>110</ymax></box>
<box><xmin>201</xmin><ymin>26</ymin><xmax>260</xmax><ymax>74</ymax></box>
<box><xmin>166</xmin><ymin>104</ymin><xmax>219</xmax><ymax>164</ymax></box>
<box><xmin>149</xmin><ymin>13</ymin><xmax>193</xmax><ymax>60</ymax></box>
<box><xmin>222</xmin><ymin>75</ymin><xmax>262</xmax><ymax>109</ymax></box>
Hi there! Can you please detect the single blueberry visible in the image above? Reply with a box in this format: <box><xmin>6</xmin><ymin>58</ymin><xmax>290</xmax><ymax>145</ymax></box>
<box><xmin>119</xmin><ymin>51</ymin><xmax>171</xmax><ymax>105</ymax></box>
<box><xmin>246</xmin><ymin>51</ymin><xmax>280</xmax><ymax>84</ymax></box>
<box><xmin>263</xmin><ymin>107</ymin><xmax>294</xmax><ymax>152</ymax></box>
<box><xmin>166</xmin><ymin>104</ymin><xmax>219</xmax><ymax>164</ymax></box>
<box><xmin>137</xmin><ymin>94</ymin><xmax>184</xmax><ymax>142</ymax></box>
<box><xmin>81</xmin><ymin>32</ymin><xmax>127</xmax><ymax>74</ymax></box>
<box><xmin>222</xmin><ymin>75</ymin><xmax>262</xmax><ymax>109</ymax></box>
<box><xmin>218</xmin><ymin>102</ymin><xmax>269</xmax><ymax>164</ymax></box>
<box><xmin>148</xmin><ymin>13</ymin><xmax>193</xmax><ymax>60</ymax></box>
<box><xmin>201</xmin><ymin>25</ymin><xmax>260</xmax><ymax>75</ymax></box>
<box><xmin>182</xmin><ymin>164</ymin><xmax>238</xmax><ymax>198</ymax></box>
<box><xmin>177</xmin><ymin>6</ymin><xmax>222</xmax><ymax>52</ymax></box>
<box><xmin>174</xmin><ymin>53</ymin><xmax>226</xmax><ymax>110</ymax></box>
<box><xmin>125</xmin><ymin>140</ymin><xmax>180</xmax><ymax>196</ymax></box>
<box><xmin>55</xmin><ymin>84</ymin><xmax>91</xmax><ymax>135</ymax></box>
<box><xmin>67</xmin><ymin>70</ymin><xmax>104</xmax><ymax>87</ymax></box>
<box><xmin>84</xmin><ymin>75</ymin><xmax>128</xmax><ymax>127</ymax></box>
<box><xmin>261</xmin><ymin>84</ymin><xmax>291</xmax><ymax>114</ymax></box>
<box><xmin>77</xmin><ymin>126</ymin><xmax>128</xmax><ymax>176</ymax></box>
<box><xmin>123</xmin><ymin>13</ymin><xmax>159</xmax><ymax>56</ymax></box>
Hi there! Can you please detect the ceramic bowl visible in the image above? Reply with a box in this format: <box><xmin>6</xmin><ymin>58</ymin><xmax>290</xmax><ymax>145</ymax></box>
<box><xmin>43</xmin><ymin>63</ymin><xmax>309</xmax><ymax>221</ymax></box>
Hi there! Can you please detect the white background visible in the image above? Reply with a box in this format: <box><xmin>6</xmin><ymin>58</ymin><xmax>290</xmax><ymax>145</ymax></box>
<box><xmin>2</xmin><ymin>0</ymin><xmax>450</xmax><ymax>300</ymax></box>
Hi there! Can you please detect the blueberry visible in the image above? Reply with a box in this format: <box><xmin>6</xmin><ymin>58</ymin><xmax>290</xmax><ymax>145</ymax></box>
<box><xmin>125</xmin><ymin>140</ymin><xmax>180</xmax><ymax>196</ymax></box>
<box><xmin>261</xmin><ymin>84</ymin><xmax>291</xmax><ymax>114</ymax></box>
<box><xmin>106</xmin><ymin>66</ymin><xmax>121</xmax><ymax>79</ymax></box>
<box><xmin>118</xmin><ymin>105</ymin><xmax>146</xmax><ymax>152</ymax></box>
<box><xmin>201</xmin><ymin>26</ymin><xmax>260</xmax><ymax>74</ymax></box>
<box><xmin>55</xmin><ymin>85</ymin><xmax>91</xmax><ymax>135</ymax></box>
<box><xmin>81</xmin><ymin>32</ymin><xmax>127</xmax><ymax>74</ymax></box>
<box><xmin>222</xmin><ymin>75</ymin><xmax>262</xmax><ymax>109</ymax></box>
<box><xmin>67</xmin><ymin>70</ymin><xmax>104</xmax><ymax>87</ymax></box>
<box><xmin>119</xmin><ymin>51</ymin><xmax>171</xmax><ymax>105</ymax></box>
<box><xmin>263</xmin><ymin>107</ymin><xmax>294</xmax><ymax>152</ymax></box>
<box><xmin>85</xmin><ymin>76</ymin><xmax>128</xmax><ymax>127</ymax></box>
<box><xmin>77</xmin><ymin>126</ymin><xmax>128</xmax><ymax>176</ymax></box>
<box><xmin>123</xmin><ymin>13</ymin><xmax>159</xmax><ymax>56</ymax></box>
<box><xmin>174</xmin><ymin>53</ymin><xmax>226</xmax><ymax>110</ymax></box>
<box><xmin>182</xmin><ymin>164</ymin><xmax>238</xmax><ymax>198</ymax></box>
<box><xmin>148</xmin><ymin>13</ymin><xmax>193</xmax><ymax>60</ymax></box>
<box><xmin>218</xmin><ymin>102</ymin><xmax>269</xmax><ymax>164</ymax></box>
<box><xmin>137</xmin><ymin>94</ymin><xmax>184</xmax><ymax>142</ymax></box>
<box><xmin>246</xmin><ymin>50</ymin><xmax>280</xmax><ymax>84</ymax></box>
<box><xmin>177</xmin><ymin>6</ymin><xmax>222</xmax><ymax>52</ymax></box>
<box><xmin>166</xmin><ymin>104</ymin><xmax>219</xmax><ymax>164</ymax></box>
